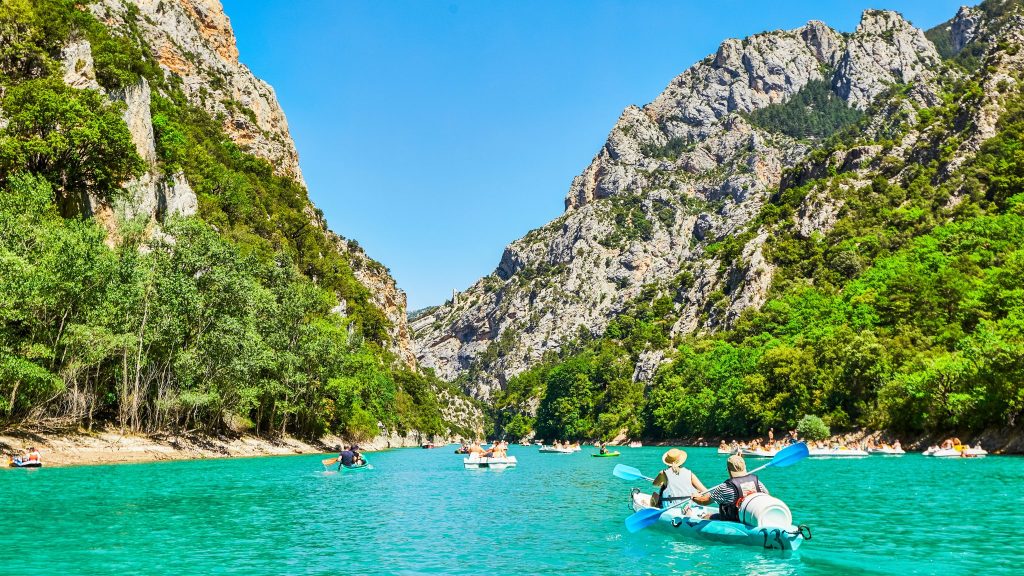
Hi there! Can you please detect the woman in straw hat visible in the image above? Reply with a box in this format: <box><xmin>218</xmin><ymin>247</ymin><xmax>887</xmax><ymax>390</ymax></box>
<box><xmin>650</xmin><ymin>448</ymin><xmax>707</xmax><ymax>514</ymax></box>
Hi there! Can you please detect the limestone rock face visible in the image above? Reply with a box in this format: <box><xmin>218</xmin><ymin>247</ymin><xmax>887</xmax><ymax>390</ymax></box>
<box><xmin>951</xmin><ymin>6</ymin><xmax>984</xmax><ymax>52</ymax></box>
<box><xmin>62</xmin><ymin>39</ymin><xmax>102</xmax><ymax>91</ymax></box>
<box><xmin>111</xmin><ymin>78</ymin><xmax>158</xmax><ymax>167</ymax></box>
<box><xmin>833</xmin><ymin>11</ymin><xmax>940</xmax><ymax>110</ymax></box>
<box><xmin>91</xmin><ymin>0</ymin><xmax>304</xmax><ymax>186</ymax></box>
<box><xmin>412</xmin><ymin>10</ymin><xmax>951</xmax><ymax>399</ymax></box>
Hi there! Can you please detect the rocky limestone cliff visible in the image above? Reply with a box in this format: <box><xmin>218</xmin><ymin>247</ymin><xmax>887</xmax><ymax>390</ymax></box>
<box><xmin>64</xmin><ymin>0</ymin><xmax>419</xmax><ymax>368</ymax></box>
<box><xmin>61</xmin><ymin>34</ymin><xmax>198</xmax><ymax>229</ymax></box>
<box><xmin>90</xmin><ymin>0</ymin><xmax>304</xmax><ymax>186</ymax></box>
<box><xmin>412</xmin><ymin>10</ymin><xmax>948</xmax><ymax>399</ymax></box>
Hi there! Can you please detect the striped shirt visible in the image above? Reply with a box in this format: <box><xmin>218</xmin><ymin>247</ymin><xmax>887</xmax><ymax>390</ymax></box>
<box><xmin>707</xmin><ymin>478</ymin><xmax>769</xmax><ymax>505</ymax></box>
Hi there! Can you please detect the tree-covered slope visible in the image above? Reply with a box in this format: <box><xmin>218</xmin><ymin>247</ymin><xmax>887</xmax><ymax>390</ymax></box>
<box><xmin>480</xmin><ymin>1</ymin><xmax>1024</xmax><ymax>442</ymax></box>
<box><xmin>0</xmin><ymin>0</ymin><xmax>478</xmax><ymax>440</ymax></box>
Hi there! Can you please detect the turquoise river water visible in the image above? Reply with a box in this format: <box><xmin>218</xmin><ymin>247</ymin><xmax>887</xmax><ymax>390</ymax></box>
<box><xmin>2</xmin><ymin>446</ymin><xmax>1022</xmax><ymax>575</ymax></box>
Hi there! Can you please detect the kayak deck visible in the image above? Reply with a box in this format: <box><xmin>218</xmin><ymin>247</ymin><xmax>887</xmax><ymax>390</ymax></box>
<box><xmin>8</xmin><ymin>460</ymin><xmax>42</xmax><ymax>468</ymax></box>
<box><xmin>627</xmin><ymin>489</ymin><xmax>807</xmax><ymax>552</ymax></box>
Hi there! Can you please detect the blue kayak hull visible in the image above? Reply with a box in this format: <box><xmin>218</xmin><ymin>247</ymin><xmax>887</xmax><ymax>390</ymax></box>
<box><xmin>629</xmin><ymin>490</ymin><xmax>806</xmax><ymax>551</ymax></box>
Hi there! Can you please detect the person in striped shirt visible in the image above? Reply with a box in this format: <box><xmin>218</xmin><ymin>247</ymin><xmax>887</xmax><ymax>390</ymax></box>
<box><xmin>692</xmin><ymin>454</ymin><xmax>769</xmax><ymax>521</ymax></box>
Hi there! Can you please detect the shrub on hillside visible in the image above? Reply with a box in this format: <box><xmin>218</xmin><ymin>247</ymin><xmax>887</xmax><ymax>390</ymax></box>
<box><xmin>797</xmin><ymin>414</ymin><xmax>830</xmax><ymax>441</ymax></box>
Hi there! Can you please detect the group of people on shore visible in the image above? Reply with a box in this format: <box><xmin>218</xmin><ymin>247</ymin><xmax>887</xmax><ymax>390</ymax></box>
<box><xmin>649</xmin><ymin>448</ymin><xmax>767</xmax><ymax>523</ymax></box>
<box><xmin>718</xmin><ymin>428</ymin><xmax>906</xmax><ymax>454</ymax></box>
<box><xmin>8</xmin><ymin>447</ymin><xmax>41</xmax><ymax>466</ymax></box>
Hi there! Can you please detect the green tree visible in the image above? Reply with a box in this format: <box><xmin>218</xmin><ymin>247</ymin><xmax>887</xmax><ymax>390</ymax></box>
<box><xmin>796</xmin><ymin>415</ymin><xmax>830</xmax><ymax>441</ymax></box>
<box><xmin>0</xmin><ymin>78</ymin><xmax>143</xmax><ymax>213</ymax></box>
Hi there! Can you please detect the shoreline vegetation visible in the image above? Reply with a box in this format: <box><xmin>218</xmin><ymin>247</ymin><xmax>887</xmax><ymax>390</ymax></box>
<box><xmin>0</xmin><ymin>428</ymin><xmax>454</xmax><ymax>468</ymax></box>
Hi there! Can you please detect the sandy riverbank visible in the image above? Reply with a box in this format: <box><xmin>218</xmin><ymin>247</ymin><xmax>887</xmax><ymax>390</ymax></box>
<box><xmin>0</xmin><ymin>428</ymin><xmax>451</xmax><ymax>468</ymax></box>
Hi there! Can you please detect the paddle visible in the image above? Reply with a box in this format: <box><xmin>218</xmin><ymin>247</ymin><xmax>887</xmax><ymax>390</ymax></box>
<box><xmin>623</xmin><ymin>442</ymin><xmax>809</xmax><ymax>533</ymax></box>
<box><xmin>613</xmin><ymin>464</ymin><xmax>655</xmax><ymax>482</ymax></box>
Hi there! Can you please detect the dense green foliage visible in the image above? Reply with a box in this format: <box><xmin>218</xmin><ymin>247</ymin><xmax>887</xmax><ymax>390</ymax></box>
<box><xmin>747</xmin><ymin>79</ymin><xmax>863</xmax><ymax>141</ymax></box>
<box><xmin>0</xmin><ymin>0</ymin><xmax>461</xmax><ymax>439</ymax></box>
<box><xmin>0</xmin><ymin>77</ymin><xmax>144</xmax><ymax>214</ymax></box>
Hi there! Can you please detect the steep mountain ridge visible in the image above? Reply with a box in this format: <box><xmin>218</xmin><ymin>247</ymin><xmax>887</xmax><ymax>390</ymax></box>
<box><xmin>412</xmin><ymin>9</ymin><xmax>945</xmax><ymax>399</ymax></box>
<box><xmin>478</xmin><ymin>0</ymin><xmax>1024</xmax><ymax>444</ymax></box>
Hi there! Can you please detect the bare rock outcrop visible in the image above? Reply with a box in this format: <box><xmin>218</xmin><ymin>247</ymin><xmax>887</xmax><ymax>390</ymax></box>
<box><xmin>90</xmin><ymin>0</ymin><xmax>304</xmax><ymax>186</ymax></box>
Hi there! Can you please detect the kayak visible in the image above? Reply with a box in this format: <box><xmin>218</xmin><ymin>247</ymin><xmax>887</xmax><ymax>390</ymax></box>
<box><xmin>808</xmin><ymin>448</ymin><xmax>869</xmax><ymax>457</ymax></box>
<box><xmin>339</xmin><ymin>460</ymin><xmax>371</xmax><ymax>471</ymax></box>
<box><xmin>628</xmin><ymin>489</ymin><xmax>808</xmax><ymax>551</ymax></box>
<box><xmin>464</xmin><ymin>456</ymin><xmax>518</xmax><ymax>469</ymax></box>
<box><xmin>592</xmin><ymin>452</ymin><xmax>621</xmax><ymax>457</ymax></box>
<box><xmin>924</xmin><ymin>446</ymin><xmax>988</xmax><ymax>457</ymax></box>
<box><xmin>868</xmin><ymin>447</ymin><xmax>905</xmax><ymax>455</ymax></box>
<box><xmin>538</xmin><ymin>447</ymin><xmax>574</xmax><ymax>454</ymax></box>
<box><xmin>8</xmin><ymin>458</ymin><xmax>42</xmax><ymax>468</ymax></box>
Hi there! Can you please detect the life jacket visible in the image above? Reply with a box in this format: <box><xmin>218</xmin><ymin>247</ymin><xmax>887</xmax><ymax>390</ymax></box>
<box><xmin>28</xmin><ymin>452</ymin><xmax>39</xmax><ymax>462</ymax></box>
<box><xmin>339</xmin><ymin>450</ymin><xmax>355</xmax><ymax>466</ymax></box>
<box><xmin>717</xmin><ymin>474</ymin><xmax>765</xmax><ymax>521</ymax></box>
<box><xmin>659</xmin><ymin>467</ymin><xmax>695</xmax><ymax>503</ymax></box>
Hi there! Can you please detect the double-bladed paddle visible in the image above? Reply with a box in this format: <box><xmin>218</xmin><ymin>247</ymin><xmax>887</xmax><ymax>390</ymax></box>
<box><xmin>621</xmin><ymin>442</ymin><xmax>809</xmax><ymax>533</ymax></box>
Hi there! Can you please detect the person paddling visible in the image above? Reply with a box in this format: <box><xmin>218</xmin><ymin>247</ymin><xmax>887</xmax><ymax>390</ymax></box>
<box><xmin>651</xmin><ymin>449</ymin><xmax>707</xmax><ymax>515</ymax></box>
<box><xmin>337</xmin><ymin>445</ymin><xmax>364</xmax><ymax>468</ymax></box>
<box><xmin>692</xmin><ymin>454</ymin><xmax>769</xmax><ymax>522</ymax></box>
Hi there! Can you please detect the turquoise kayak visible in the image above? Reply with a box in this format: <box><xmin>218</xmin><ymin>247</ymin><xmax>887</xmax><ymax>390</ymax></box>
<box><xmin>8</xmin><ymin>458</ymin><xmax>42</xmax><ymax>468</ymax></box>
<box><xmin>628</xmin><ymin>489</ymin><xmax>809</xmax><ymax>551</ymax></box>
<box><xmin>339</xmin><ymin>460</ymin><xmax>371</xmax><ymax>471</ymax></box>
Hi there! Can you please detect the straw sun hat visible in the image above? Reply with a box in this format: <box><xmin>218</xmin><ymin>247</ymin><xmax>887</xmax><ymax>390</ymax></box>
<box><xmin>662</xmin><ymin>448</ymin><xmax>687</xmax><ymax>466</ymax></box>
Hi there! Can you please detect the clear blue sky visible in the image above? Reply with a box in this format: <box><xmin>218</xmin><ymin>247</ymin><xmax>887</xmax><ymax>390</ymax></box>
<box><xmin>220</xmin><ymin>0</ymin><xmax>964</xmax><ymax>310</ymax></box>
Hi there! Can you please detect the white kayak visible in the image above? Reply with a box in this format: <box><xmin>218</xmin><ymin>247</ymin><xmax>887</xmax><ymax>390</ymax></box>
<box><xmin>923</xmin><ymin>447</ymin><xmax>988</xmax><ymax>458</ymax></box>
<box><xmin>868</xmin><ymin>447</ymin><xmax>906</xmax><ymax>455</ymax></box>
<box><xmin>741</xmin><ymin>449</ymin><xmax>777</xmax><ymax>458</ymax></box>
<box><xmin>628</xmin><ymin>490</ymin><xmax>808</xmax><ymax>552</ymax></box>
<box><xmin>463</xmin><ymin>456</ymin><xmax>518</xmax><ymax>469</ymax></box>
<box><xmin>538</xmin><ymin>447</ymin><xmax>574</xmax><ymax>454</ymax></box>
<box><xmin>808</xmin><ymin>448</ymin><xmax>869</xmax><ymax>457</ymax></box>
